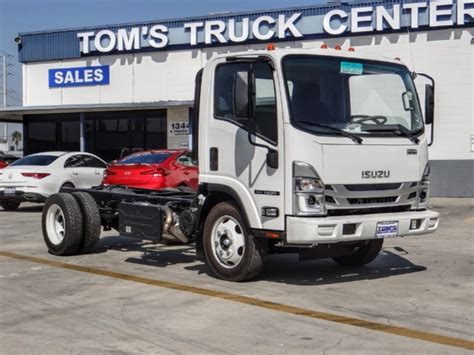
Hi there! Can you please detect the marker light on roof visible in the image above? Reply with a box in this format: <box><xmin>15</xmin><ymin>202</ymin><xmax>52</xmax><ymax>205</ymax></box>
<box><xmin>266</xmin><ymin>44</ymin><xmax>276</xmax><ymax>51</ymax></box>
<box><xmin>348</xmin><ymin>47</ymin><xmax>355</xmax><ymax>52</ymax></box>
<box><xmin>335</xmin><ymin>45</ymin><xmax>342</xmax><ymax>50</ymax></box>
<box><xmin>320</xmin><ymin>43</ymin><xmax>328</xmax><ymax>49</ymax></box>
<box><xmin>395</xmin><ymin>57</ymin><xmax>401</xmax><ymax>61</ymax></box>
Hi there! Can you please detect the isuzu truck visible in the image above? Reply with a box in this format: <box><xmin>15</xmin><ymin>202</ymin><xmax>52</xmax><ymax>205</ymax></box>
<box><xmin>41</xmin><ymin>46</ymin><xmax>440</xmax><ymax>281</ymax></box>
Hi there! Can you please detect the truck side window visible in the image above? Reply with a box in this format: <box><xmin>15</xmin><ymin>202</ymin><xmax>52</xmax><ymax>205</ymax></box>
<box><xmin>214</xmin><ymin>62</ymin><xmax>278</xmax><ymax>145</ymax></box>
<box><xmin>254</xmin><ymin>62</ymin><xmax>278</xmax><ymax>145</ymax></box>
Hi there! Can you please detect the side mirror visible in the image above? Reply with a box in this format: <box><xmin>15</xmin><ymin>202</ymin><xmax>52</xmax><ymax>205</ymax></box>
<box><xmin>424</xmin><ymin>84</ymin><xmax>434</xmax><ymax>125</ymax></box>
<box><xmin>233</xmin><ymin>71</ymin><xmax>250</xmax><ymax>120</ymax></box>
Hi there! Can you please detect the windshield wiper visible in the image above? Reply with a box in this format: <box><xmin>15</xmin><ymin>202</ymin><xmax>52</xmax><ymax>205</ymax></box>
<box><xmin>297</xmin><ymin>121</ymin><xmax>363</xmax><ymax>144</ymax></box>
<box><xmin>361</xmin><ymin>124</ymin><xmax>419</xmax><ymax>144</ymax></box>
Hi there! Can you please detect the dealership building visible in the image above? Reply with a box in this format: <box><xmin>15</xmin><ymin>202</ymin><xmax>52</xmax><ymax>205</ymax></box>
<box><xmin>0</xmin><ymin>0</ymin><xmax>472</xmax><ymax>196</ymax></box>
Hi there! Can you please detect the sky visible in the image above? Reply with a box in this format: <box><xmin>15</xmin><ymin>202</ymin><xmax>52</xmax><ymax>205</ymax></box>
<box><xmin>0</xmin><ymin>0</ymin><xmax>329</xmax><ymax>107</ymax></box>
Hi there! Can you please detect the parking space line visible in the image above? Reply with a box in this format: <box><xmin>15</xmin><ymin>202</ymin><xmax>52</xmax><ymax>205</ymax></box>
<box><xmin>464</xmin><ymin>216</ymin><xmax>474</xmax><ymax>222</ymax></box>
<box><xmin>1</xmin><ymin>250</ymin><xmax>473</xmax><ymax>350</ymax></box>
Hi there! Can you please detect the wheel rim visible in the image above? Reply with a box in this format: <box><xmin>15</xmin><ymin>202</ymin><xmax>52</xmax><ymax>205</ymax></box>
<box><xmin>211</xmin><ymin>215</ymin><xmax>245</xmax><ymax>268</ymax></box>
<box><xmin>46</xmin><ymin>204</ymin><xmax>66</xmax><ymax>245</ymax></box>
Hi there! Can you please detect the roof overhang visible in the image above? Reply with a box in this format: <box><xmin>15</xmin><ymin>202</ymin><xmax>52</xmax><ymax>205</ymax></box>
<box><xmin>0</xmin><ymin>100</ymin><xmax>193</xmax><ymax>122</ymax></box>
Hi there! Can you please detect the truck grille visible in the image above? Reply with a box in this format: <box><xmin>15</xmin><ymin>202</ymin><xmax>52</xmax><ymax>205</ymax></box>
<box><xmin>344</xmin><ymin>183</ymin><xmax>401</xmax><ymax>191</ymax></box>
<box><xmin>325</xmin><ymin>182</ymin><xmax>418</xmax><ymax>210</ymax></box>
<box><xmin>348</xmin><ymin>196</ymin><xmax>398</xmax><ymax>205</ymax></box>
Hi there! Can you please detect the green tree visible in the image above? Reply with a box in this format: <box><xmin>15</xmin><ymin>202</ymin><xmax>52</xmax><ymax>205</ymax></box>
<box><xmin>11</xmin><ymin>131</ymin><xmax>22</xmax><ymax>151</ymax></box>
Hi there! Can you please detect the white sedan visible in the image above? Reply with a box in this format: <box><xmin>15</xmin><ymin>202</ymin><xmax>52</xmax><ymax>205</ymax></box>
<box><xmin>0</xmin><ymin>151</ymin><xmax>107</xmax><ymax>211</ymax></box>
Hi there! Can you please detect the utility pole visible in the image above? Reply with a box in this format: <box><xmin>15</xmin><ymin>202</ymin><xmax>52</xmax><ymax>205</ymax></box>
<box><xmin>0</xmin><ymin>52</ymin><xmax>15</xmax><ymax>108</ymax></box>
<box><xmin>2</xmin><ymin>55</ymin><xmax>6</xmax><ymax>108</ymax></box>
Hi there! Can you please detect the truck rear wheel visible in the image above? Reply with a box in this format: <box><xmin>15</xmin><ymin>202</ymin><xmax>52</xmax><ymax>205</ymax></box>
<box><xmin>1</xmin><ymin>200</ymin><xmax>21</xmax><ymax>211</ymax></box>
<box><xmin>203</xmin><ymin>202</ymin><xmax>265</xmax><ymax>282</ymax></box>
<box><xmin>72</xmin><ymin>192</ymin><xmax>101</xmax><ymax>253</ymax></box>
<box><xmin>332</xmin><ymin>239</ymin><xmax>384</xmax><ymax>266</ymax></box>
<box><xmin>42</xmin><ymin>193</ymin><xmax>84</xmax><ymax>256</ymax></box>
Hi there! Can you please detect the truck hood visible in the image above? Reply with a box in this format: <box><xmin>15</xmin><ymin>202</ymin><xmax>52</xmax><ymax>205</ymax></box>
<box><xmin>321</xmin><ymin>144</ymin><xmax>421</xmax><ymax>184</ymax></box>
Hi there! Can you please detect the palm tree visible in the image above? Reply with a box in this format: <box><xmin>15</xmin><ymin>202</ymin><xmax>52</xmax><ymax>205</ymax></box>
<box><xmin>11</xmin><ymin>131</ymin><xmax>22</xmax><ymax>151</ymax></box>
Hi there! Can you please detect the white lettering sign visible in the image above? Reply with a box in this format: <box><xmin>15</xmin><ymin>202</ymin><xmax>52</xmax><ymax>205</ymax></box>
<box><xmin>76</xmin><ymin>3</ymin><xmax>473</xmax><ymax>54</ymax></box>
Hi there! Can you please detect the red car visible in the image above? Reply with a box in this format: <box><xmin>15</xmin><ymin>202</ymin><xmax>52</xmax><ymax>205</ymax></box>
<box><xmin>0</xmin><ymin>155</ymin><xmax>19</xmax><ymax>169</ymax></box>
<box><xmin>103</xmin><ymin>149</ymin><xmax>198</xmax><ymax>191</ymax></box>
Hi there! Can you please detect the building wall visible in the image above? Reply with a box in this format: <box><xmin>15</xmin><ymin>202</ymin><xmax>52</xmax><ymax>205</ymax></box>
<box><xmin>22</xmin><ymin>28</ymin><xmax>473</xmax><ymax>162</ymax></box>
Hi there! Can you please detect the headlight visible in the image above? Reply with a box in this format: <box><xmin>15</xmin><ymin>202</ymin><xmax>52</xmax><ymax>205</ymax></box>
<box><xmin>293</xmin><ymin>161</ymin><xmax>326</xmax><ymax>216</ymax></box>
<box><xmin>295</xmin><ymin>177</ymin><xmax>324</xmax><ymax>192</ymax></box>
<box><xmin>418</xmin><ymin>163</ymin><xmax>430</xmax><ymax>207</ymax></box>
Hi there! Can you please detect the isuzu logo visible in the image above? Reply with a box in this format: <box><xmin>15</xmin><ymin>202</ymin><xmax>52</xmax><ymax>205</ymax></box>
<box><xmin>361</xmin><ymin>170</ymin><xmax>390</xmax><ymax>179</ymax></box>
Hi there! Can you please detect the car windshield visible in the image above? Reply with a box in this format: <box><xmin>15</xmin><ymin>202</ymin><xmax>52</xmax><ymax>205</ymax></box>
<box><xmin>10</xmin><ymin>155</ymin><xmax>58</xmax><ymax>166</ymax></box>
<box><xmin>119</xmin><ymin>152</ymin><xmax>172</xmax><ymax>165</ymax></box>
<box><xmin>283</xmin><ymin>55</ymin><xmax>424</xmax><ymax>136</ymax></box>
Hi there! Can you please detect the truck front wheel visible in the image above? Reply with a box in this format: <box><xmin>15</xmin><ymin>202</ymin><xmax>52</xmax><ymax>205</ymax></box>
<box><xmin>203</xmin><ymin>202</ymin><xmax>265</xmax><ymax>282</ymax></box>
<box><xmin>332</xmin><ymin>239</ymin><xmax>384</xmax><ymax>266</ymax></box>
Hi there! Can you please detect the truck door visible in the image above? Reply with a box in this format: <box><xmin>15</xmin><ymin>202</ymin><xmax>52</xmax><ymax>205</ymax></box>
<box><xmin>202</xmin><ymin>60</ymin><xmax>285</xmax><ymax>231</ymax></box>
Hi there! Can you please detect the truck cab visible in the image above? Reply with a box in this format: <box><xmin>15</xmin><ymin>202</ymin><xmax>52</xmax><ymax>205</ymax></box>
<box><xmin>193</xmin><ymin>47</ymin><xmax>439</xmax><ymax>280</ymax></box>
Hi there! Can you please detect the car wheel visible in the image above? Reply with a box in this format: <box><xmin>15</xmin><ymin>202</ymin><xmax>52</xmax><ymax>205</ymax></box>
<box><xmin>72</xmin><ymin>192</ymin><xmax>101</xmax><ymax>253</ymax></box>
<box><xmin>332</xmin><ymin>239</ymin><xmax>384</xmax><ymax>266</ymax></box>
<box><xmin>1</xmin><ymin>200</ymin><xmax>21</xmax><ymax>211</ymax></box>
<box><xmin>203</xmin><ymin>202</ymin><xmax>265</xmax><ymax>281</ymax></box>
<box><xmin>42</xmin><ymin>193</ymin><xmax>84</xmax><ymax>256</ymax></box>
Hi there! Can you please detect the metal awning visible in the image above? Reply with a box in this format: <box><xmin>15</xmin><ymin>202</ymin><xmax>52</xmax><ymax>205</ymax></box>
<box><xmin>0</xmin><ymin>100</ymin><xmax>194</xmax><ymax>122</ymax></box>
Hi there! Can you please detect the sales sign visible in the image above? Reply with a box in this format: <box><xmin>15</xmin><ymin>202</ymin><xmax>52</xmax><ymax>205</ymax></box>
<box><xmin>48</xmin><ymin>65</ymin><xmax>110</xmax><ymax>88</ymax></box>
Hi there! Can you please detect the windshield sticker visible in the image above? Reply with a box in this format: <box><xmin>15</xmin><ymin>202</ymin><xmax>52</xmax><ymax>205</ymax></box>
<box><xmin>340</xmin><ymin>61</ymin><xmax>363</xmax><ymax>75</ymax></box>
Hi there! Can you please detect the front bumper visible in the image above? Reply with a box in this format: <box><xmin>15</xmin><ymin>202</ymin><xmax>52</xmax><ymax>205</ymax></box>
<box><xmin>286</xmin><ymin>209</ymin><xmax>439</xmax><ymax>244</ymax></box>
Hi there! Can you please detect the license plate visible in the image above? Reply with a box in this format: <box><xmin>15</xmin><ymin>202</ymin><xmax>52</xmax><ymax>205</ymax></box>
<box><xmin>376</xmin><ymin>221</ymin><xmax>398</xmax><ymax>238</ymax></box>
<box><xmin>4</xmin><ymin>187</ymin><xmax>16</xmax><ymax>195</ymax></box>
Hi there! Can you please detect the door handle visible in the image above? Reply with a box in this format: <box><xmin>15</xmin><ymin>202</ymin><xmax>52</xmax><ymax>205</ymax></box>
<box><xmin>184</xmin><ymin>171</ymin><xmax>189</xmax><ymax>175</ymax></box>
<box><xmin>72</xmin><ymin>172</ymin><xmax>79</xmax><ymax>176</ymax></box>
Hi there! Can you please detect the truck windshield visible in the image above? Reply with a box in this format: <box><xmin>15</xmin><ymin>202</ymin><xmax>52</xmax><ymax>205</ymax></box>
<box><xmin>282</xmin><ymin>55</ymin><xmax>423</xmax><ymax>137</ymax></box>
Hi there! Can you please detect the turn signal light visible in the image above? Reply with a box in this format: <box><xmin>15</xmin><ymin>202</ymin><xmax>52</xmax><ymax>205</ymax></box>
<box><xmin>21</xmin><ymin>172</ymin><xmax>50</xmax><ymax>179</ymax></box>
<box><xmin>103</xmin><ymin>169</ymin><xmax>116</xmax><ymax>178</ymax></box>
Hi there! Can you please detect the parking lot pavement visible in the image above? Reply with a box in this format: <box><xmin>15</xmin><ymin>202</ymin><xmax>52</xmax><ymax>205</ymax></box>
<box><xmin>0</xmin><ymin>199</ymin><xmax>473</xmax><ymax>354</ymax></box>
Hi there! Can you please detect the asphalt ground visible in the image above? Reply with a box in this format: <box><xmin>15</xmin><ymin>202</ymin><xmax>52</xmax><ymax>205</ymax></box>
<box><xmin>0</xmin><ymin>198</ymin><xmax>473</xmax><ymax>354</ymax></box>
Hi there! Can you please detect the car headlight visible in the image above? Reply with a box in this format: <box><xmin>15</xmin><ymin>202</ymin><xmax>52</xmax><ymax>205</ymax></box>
<box><xmin>418</xmin><ymin>163</ymin><xmax>430</xmax><ymax>207</ymax></box>
<box><xmin>293</xmin><ymin>161</ymin><xmax>326</xmax><ymax>216</ymax></box>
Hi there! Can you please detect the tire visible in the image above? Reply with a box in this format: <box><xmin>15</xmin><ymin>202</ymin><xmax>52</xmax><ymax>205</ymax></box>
<box><xmin>72</xmin><ymin>192</ymin><xmax>101</xmax><ymax>253</ymax></box>
<box><xmin>42</xmin><ymin>193</ymin><xmax>84</xmax><ymax>256</ymax></box>
<box><xmin>332</xmin><ymin>239</ymin><xmax>384</xmax><ymax>266</ymax></box>
<box><xmin>1</xmin><ymin>200</ymin><xmax>21</xmax><ymax>211</ymax></box>
<box><xmin>203</xmin><ymin>201</ymin><xmax>265</xmax><ymax>282</ymax></box>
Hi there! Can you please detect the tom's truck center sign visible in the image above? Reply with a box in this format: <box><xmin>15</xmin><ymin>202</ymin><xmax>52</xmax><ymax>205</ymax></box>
<box><xmin>77</xmin><ymin>0</ymin><xmax>474</xmax><ymax>54</ymax></box>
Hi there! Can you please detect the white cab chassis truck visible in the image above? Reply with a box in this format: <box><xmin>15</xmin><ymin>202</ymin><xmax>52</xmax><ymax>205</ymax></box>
<box><xmin>41</xmin><ymin>47</ymin><xmax>439</xmax><ymax>281</ymax></box>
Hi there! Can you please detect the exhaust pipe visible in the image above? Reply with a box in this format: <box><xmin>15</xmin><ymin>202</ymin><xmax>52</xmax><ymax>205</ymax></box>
<box><xmin>163</xmin><ymin>206</ymin><xmax>189</xmax><ymax>243</ymax></box>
